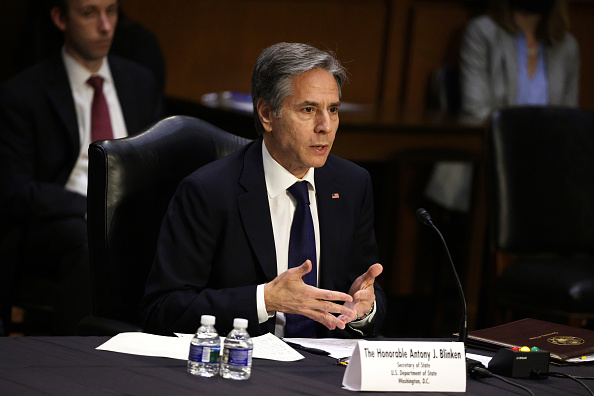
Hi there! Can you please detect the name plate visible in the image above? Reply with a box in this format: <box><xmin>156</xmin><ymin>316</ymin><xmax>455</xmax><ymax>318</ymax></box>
<box><xmin>342</xmin><ymin>340</ymin><xmax>466</xmax><ymax>392</ymax></box>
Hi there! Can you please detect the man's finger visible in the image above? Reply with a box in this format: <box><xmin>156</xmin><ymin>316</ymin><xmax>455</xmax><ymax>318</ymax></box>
<box><xmin>307</xmin><ymin>309</ymin><xmax>354</xmax><ymax>330</ymax></box>
<box><xmin>310</xmin><ymin>287</ymin><xmax>353</xmax><ymax>303</ymax></box>
<box><xmin>295</xmin><ymin>259</ymin><xmax>313</xmax><ymax>276</ymax></box>
<box><xmin>352</xmin><ymin>288</ymin><xmax>374</xmax><ymax>302</ymax></box>
<box><xmin>355</xmin><ymin>263</ymin><xmax>383</xmax><ymax>290</ymax></box>
<box><xmin>336</xmin><ymin>311</ymin><xmax>359</xmax><ymax>323</ymax></box>
<box><xmin>284</xmin><ymin>260</ymin><xmax>313</xmax><ymax>280</ymax></box>
<box><xmin>363</xmin><ymin>263</ymin><xmax>383</xmax><ymax>280</ymax></box>
<box><xmin>314</xmin><ymin>299</ymin><xmax>356</xmax><ymax>317</ymax></box>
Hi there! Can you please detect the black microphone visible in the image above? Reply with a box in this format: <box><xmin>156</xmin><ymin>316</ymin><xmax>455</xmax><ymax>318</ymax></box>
<box><xmin>415</xmin><ymin>208</ymin><xmax>468</xmax><ymax>344</ymax></box>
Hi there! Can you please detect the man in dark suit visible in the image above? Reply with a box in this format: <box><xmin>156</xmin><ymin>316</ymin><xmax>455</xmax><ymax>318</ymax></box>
<box><xmin>0</xmin><ymin>0</ymin><xmax>161</xmax><ymax>335</ymax></box>
<box><xmin>142</xmin><ymin>43</ymin><xmax>386</xmax><ymax>338</ymax></box>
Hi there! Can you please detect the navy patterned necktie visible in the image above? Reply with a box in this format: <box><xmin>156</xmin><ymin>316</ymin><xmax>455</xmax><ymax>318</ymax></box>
<box><xmin>285</xmin><ymin>181</ymin><xmax>317</xmax><ymax>337</ymax></box>
<box><xmin>87</xmin><ymin>76</ymin><xmax>114</xmax><ymax>142</ymax></box>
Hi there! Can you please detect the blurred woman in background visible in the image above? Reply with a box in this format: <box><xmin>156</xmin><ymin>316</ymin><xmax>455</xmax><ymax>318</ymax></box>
<box><xmin>461</xmin><ymin>0</ymin><xmax>579</xmax><ymax>119</ymax></box>
<box><xmin>426</xmin><ymin>0</ymin><xmax>579</xmax><ymax>213</ymax></box>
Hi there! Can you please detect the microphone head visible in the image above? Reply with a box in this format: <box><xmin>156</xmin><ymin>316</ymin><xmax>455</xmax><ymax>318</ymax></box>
<box><xmin>416</xmin><ymin>208</ymin><xmax>433</xmax><ymax>226</ymax></box>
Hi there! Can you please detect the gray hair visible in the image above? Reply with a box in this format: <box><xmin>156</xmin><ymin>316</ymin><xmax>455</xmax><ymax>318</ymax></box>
<box><xmin>251</xmin><ymin>42</ymin><xmax>347</xmax><ymax>135</ymax></box>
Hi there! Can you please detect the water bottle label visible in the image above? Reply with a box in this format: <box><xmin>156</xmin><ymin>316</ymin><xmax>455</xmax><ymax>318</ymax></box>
<box><xmin>189</xmin><ymin>345</ymin><xmax>220</xmax><ymax>363</ymax></box>
<box><xmin>222</xmin><ymin>348</ymin><xmax>253</xmax><ymax>367</ymax></box>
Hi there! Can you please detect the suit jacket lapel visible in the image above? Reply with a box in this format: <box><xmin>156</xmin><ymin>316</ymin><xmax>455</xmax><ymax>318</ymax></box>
<box><xmin>44</xmin><ymin>55</ymin><xmax>79</xmax><ymax>156</ymax></box>
<box><xmin>236</xmin><ymin>147</ymin><xmax>347</xmax><ymax>285</ymax></box>
<box><xmin>315</xmin><ymin>157</ymin><xmax>344</xmax><ymax>289</ymax></box>
<box><xmin>237</xmin><ymin>139</ymin><xmax>278</xmax><ymax>281</ymax></box>
<box><xmin>109</xmin><ymin>55</ymin><xmax>138</xmax><ymax>134</ymax></box>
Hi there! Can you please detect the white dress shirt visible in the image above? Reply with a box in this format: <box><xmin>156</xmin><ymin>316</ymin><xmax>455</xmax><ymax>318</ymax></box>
<box><xmin>257</xmin><ymin>141</ymin><xmax>320</xmax><ymax>337</ymax></box>
<box><xmin>62</xmin><ymin>47</ymin><xmax>127</xmax><ymax>197</ymax></box>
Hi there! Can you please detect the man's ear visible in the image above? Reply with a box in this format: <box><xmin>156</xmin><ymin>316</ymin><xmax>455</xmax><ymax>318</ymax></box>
<box><xmin>257</xmin><ymin>99</ymin><xmax>274</xmax><ymax>133</ymax></box>
<box><xmin>50</xmin><ymin>7</ymin><xmax>67</xmax><ymax>32</ymax></box>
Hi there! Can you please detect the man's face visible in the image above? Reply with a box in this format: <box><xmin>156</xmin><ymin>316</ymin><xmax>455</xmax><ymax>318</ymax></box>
<box><xmin>260</xmin><ymin>68</ymin><xmax>340</xmax><ymax>179</ymax></box>
<box><xmin>53</xmin><ymin>0</ymin><xmax>118</xmax><ymax>71</ymax></box>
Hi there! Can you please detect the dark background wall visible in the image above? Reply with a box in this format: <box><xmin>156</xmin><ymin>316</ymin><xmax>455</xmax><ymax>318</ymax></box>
<box><xmin>1</xmin><ymin>0</ymin><xmax>593</xmax><ymax>119</ymax></box>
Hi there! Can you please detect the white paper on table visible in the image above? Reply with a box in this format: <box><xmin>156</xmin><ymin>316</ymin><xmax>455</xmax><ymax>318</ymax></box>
<box><xmin>284</xmin><ymin>338</ymin><xmax>358</xmax><ymax>359</ymax></box>
<box><xmin>251</xmin><ymin>332</ymin><xmax>304</xmax><ymax>361</ymax></box>
<box><xmin>568</xmin><ymin>355</ymin><xmax>594</xmax><ymax>363</ymax></box>
<box><xmin>96</xmin><ymin>332</ymin><xmax>191</xmax><ymax>360</ymax></box>
<box><xmin>97</xmin><ymin>331</ymin><xmax>303</xmax><ymax>361</ymax></box>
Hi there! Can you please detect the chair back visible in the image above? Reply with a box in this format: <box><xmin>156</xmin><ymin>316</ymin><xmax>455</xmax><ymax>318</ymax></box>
<box><xmin>87</xmin><ymin>116</ymin><xmax>251</xmax><ymax>325</ymax></box>
<box><xmin>427</xmin><ymin>63</ymin><xmax>461</xmax><ymax>114</ymax></box>
<box><xmin>487</xmin><ymin>106</ymin><xmax>594</xmax><ymax>254</ymax></box>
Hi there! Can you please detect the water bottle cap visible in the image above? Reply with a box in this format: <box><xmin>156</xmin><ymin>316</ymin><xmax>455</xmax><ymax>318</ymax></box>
<box><xmin>200</xmin><ymin>315</ymin><xmax>216</xmax><ymax>326</ymax></box>
<box><xmin>233</xmin><ymin>318</ymin><xmax>248</xmax><ymax>329</ymax></box>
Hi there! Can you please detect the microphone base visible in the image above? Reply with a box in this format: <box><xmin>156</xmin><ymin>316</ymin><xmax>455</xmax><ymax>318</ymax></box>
<box><xmin>488</xmin><ymin>348</ymin><xmax>550</xmax><ymax>379</ymax></box>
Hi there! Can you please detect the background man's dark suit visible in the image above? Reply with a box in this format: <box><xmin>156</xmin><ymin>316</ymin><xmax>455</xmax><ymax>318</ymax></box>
<box><xmin>142</xmin><ymin>138</ymin><xmax>387</xmax><ymax>337</ymax></box>
<box><xmin>0</xmin><ymin>53</ymin><xmax>162</xmax><ymax>334</ymax></box>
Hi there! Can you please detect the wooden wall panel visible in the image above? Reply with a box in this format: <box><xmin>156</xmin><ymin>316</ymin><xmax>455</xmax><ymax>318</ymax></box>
<box><xmin>400</xmin><ymin>1</ymin><xmax>471</xmax><ymax>120</ymax></box>
<box><xmin>2</xmin><ymin>0</ymin><xmax>592</xmax><ymax>119</ymax></box>
<box><xmin>378</xmin><ymin>0</ymin><xmax>412</xmax><ymax>122</ymax></box>
<box><xmin>120</xmin><ymin>0</ymin><xmax>388</xmax><ymax>116</ymax></box>
<box><xmin>52</xmin><ymin>0</ymin><xmax>593</xmax><ymax>119</ymax></box>
<box><xmin>568</xmin><ymin>2</ymin><xmax>594</xmax><ymax>110</ymax></box>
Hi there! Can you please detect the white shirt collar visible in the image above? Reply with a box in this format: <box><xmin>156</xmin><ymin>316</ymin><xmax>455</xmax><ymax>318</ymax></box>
<box><xmin>262</xmin><ymin>140</ymin><xmax>316</xmax><ymax>199</ymax></box>
<box><xmin>61</xmin><ymin>46</ymin><xmax>113</xmax><ymax>90</ymax></box>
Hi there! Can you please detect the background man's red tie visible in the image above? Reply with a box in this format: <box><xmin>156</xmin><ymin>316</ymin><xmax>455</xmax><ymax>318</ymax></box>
<box><xmin>87</xmin><ymin>76</ymin><xmax>114</xmax><ymax>142</ymax></box>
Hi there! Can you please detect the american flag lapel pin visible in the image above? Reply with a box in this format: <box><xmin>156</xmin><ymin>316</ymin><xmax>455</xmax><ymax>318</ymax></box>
<box><xmin>331</xmin><ymin>193</ymin><xmax>340</xmax><ymax>199</ymax></box>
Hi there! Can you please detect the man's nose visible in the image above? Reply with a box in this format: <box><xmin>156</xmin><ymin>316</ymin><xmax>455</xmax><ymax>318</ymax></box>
<box><xmin>98</xmin><ymin>13</ymin><xmax>113</xmax><ymax>32</ymax></box>
<box><xmin>314</xmin><ymin>111</ymin><xmax>332</xmax><ymax>133</ymax></box>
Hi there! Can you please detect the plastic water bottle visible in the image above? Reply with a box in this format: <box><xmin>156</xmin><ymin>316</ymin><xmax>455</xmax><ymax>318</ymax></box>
<box><xmin>220</xmin><ymin>318</ymin><xmax>253</xmax><ymax>380</ymax></box>
<box><xmin>187</xmin><ymin>315</ymin><xmax>221</xmax><ymax>377</ymax></box>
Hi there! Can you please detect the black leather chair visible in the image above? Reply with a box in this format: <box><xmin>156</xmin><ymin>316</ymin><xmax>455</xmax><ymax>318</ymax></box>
<box><xmin>487</xmin><ymin>106</ymin><xmax>594</xmax><ymax>327</ymax></box>
<box><xmin>79</xmin><ymin>116</ymin><xmax>251</xmax><ymax>335</ymax></box>
<box><xmin>427</xmin><ymin>63</ymin><xmax>461</xmax><ymax>115</ymax></box>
